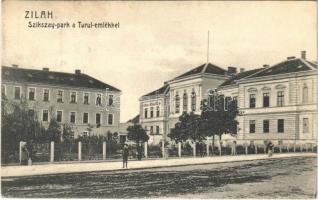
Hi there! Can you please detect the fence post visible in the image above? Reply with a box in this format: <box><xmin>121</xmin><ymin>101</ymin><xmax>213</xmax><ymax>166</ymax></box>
<box><xmin>287</xmin><ymin>143</ymin><xmax>290</xmax><ymax>152</ymax></box>
<box><xmin>293</xmin><ymin>143</ymin><xmax>296</xmax><ymax>152</ymax></box>
<box><xmin>305</xmin><ymin>144</ymin><xmax>308</xmax><ymax>152</ymax></box>
<box><xmin>19</xmin><ymin>141</ymin><xmax>23</xmax><ymax>165</ymax></box>
<box><xmin>193</xmin><ymin>142</ymin><xmax>196</xmax><ymax>157</ymax></box>
<box><xmin>50</xmin><ymin>141</ymin><xmax>54</xmax><ymax>162</ymax></box>
<box><xmin>311</xmin><ymin>143</ymin><xmax>314</xmax><ymax>152</ymax></box>
<box><xmin>245</xmin><ymin>145</ymin><xmax>248</xmax><ymax>155</ymax></box>
<box><xmin>162</xmin><ymin>141</ymin><xmax>165</xmax><ymax>159</ymax></box>
<box><xmin>219</xmin><ymin>142</ymin><xmax>222</xmax><ymax>156</ymax></box>
<box><xmin>78</xmin><ymin>141</ymin><xmax>82</xmax><ymax>161</ymax></box>
<box><xmin>279</xmin><ymin>145</ymin><xmax>282</xmax><ymax>153</ymax></box>
<box><xmin>144</xmin><ymin>142</ymin><xmax>148</xmax><ymax>158</ymax></box>
<box><xmin>178</xmin><ymin>142</ymin><xmax>182</xmax><ymax>158</ymax></box>
<box><xmin>255</xmin><ymin>144</ymin><xmax>258</xmax><ymax>154</ymax></box>
<box><xmin>103</xmin><ymin>141</ymin><xmax>106</xmax><ymax>160</ymax></box>
<box><xmin>206</xmin><ymin>143</ymin><xmax>210</xmax><ymax>157</ymax></box>
<box><xmin>300</xmin><ymin>144</ymin><xmax>303</xmax><ymax>152</ymax></box>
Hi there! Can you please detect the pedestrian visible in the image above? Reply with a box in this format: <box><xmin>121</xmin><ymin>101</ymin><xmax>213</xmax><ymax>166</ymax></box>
<box><xmin>267</xmin><ymin>141</ymin><xmax>274</xmax><ymax>157</ymax></box>
<box><xmin>122</xmin><ymin>144</ymin><xmax>129</xmax><ymax>168</ymax></box>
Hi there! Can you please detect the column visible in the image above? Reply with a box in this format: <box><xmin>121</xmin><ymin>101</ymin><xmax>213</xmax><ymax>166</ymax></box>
<box><xmin>178</xmin><ymin>142</ymin><xmax>182</xmax><ymax>158</ymax></box>
<box><xmin>162</xmin><ymin>141</ymin><xmax>165</xmax><ymax>159</ymax></box>
<box><xmin>293</xmin><ymin>143</ymin><xmax>296</xmax><ymax>152</ymax></box>
<box><xmin>50</xmin><ymin>141</ymin><xmax>54</xmax><ymax>162</ymax></box>
<box><xmin>78</xmin><ymin>141</ymin><xmax>82</xmax><ymax>161</ymax></box>
<box><xmin>206</xmin><ymin>143</ymin><xmax>210</xmax><ymax>156</ymax></box>
<box><xmin>193</xmin><ymin>142</ymin><xmax>196</xmax><ymax>157</ymax></box>
<box><xmin>245</xmin><ymin>145</ymin><xmax>248</xmax><ymax>155</ymax></box>
<box><xmin>144</xmin><ymin>142</ymin><xmax>148</xmax><ymax>158</ymax></box>
<box><xmin>279</xmin><ymin>145</ymin><xmax>282</xmax><ymax>153</ymax></box>
<box><xmin>19</xmin><ymin>141</ymin><xmax>23</xmax><ymax>165</ymax></box>
<box><xmin>287</xmin><ymin>143</ymin><xmax>290</xmax><ymax>152</ymax></box>
<box><xmin>305</xmin><ymin>144</ymin><xmax>308</xmax><ymax>152</ymax></box>
<box><xmin>255</xmin><ymin>144</ymin><xmax>258</xmax><ymax>154</ymax></box>
<box><xmin>103</xmin><ymin>141</ymin><xmax>106</xmax><ymax>160</ymax></box>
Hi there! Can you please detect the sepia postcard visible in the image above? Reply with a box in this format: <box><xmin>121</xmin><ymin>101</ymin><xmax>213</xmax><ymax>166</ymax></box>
<box><xmin>1</xmin><ymin>0</ymin><xmax>317</xmax><ymax>198</ymax></box>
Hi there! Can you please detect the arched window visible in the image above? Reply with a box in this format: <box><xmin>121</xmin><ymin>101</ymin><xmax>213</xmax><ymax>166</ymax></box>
<box><xmin>191</xmin><ymin>89</ymin><xmax>196</xmax><ymax>111</ymax></box>
<box><xmin>303</xmin><ymin>84</ymin><xmax>308</xmax><ymax>103</ymax></box>
<box><xmin>183</xmin><ymin>91</ymin><xmax>188</xmax><ymax>112</ymax></box>
<box><xmin>175</xmin><ymin>92</ymin><xmax>180</xmax><ymax>113</ymax></box>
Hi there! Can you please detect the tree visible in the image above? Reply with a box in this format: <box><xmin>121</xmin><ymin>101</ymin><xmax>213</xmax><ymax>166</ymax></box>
<box><xmin>127</xmin><ymin>124</ymin><xmax>149</xmax><ymax>160</ymax></box>
<box><xmin>201</xmin><ymin>92</ymin><xmax>239</xmax><ymax>154</ymax></box>
<box><xmin>1</xmin><ymin>97</ymin><xmax>45</xmax><ymax>163</ymax></box>
<box><xmin>169</xmin><ymin>112</ymin><xmax>204</xmax><ymax>143</ymax></box>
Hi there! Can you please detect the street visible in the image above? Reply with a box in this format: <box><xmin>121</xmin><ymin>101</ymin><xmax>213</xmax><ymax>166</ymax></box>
<box><xmin>1</xmin><ymin>156</ymin><xmax>316</xmax><ymax>198</ymax></box>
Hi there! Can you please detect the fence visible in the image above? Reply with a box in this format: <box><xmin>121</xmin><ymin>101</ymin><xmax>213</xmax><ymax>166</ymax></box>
<box><xmin>3</xmin><ymin>139</ymin><xmax>317</xmax><ymax>166</ymax></box>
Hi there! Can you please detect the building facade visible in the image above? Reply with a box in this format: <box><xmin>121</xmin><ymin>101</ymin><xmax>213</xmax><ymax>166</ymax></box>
<box><xmin>139</xmin><ymin>51</ymin><xmax>317</xmax><ymax>146</ymax></box>
<box><xmin>1</xmin><ymin>65</ymin><xmax>121</xmax><ymax>137</ymax></box>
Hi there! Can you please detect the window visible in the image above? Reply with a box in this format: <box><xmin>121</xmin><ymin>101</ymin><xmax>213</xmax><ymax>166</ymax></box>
<box><xmin>150</xmin><ymin>107</ymin><xmax>154</xmax><ymax>118</ymax></box>
<box><xmin>277</xmin><ymin>119</ymin><xmax>284</xmax><ymax>133</ymax></box>
<box><xmin>57</xmin><ymin>90</ymin><xmax>63</xmax><ymax>103</ymax></box>
<box><xmin>70</xmin><ymin>112</ymin><xmax>76</xmax><ymax>123</ymax></box>
<box><xmin>277</xmin><ymin>91</ymin><xmax>284</xmax><ymax>107</ymax></box>
<box><xmin>84</xmin><ymin>93</ymin><xmax>89</xmax><ymax>104</ymax></box>
<box><xmin>1</xmin><ymin>85</ymin><xmax>6</xmax><ymax>97</ymax></box>
<box><xmin>263</xmin><ymin>120</ymin><xmax>269</xmax><ymax>133</ymax></box>
<box><xmin>191</xmin><ymin>90</ymin><xmax>196</xmax><ymax>111</ymax></box>
<box><xmin>263</xmin><ymin>93</ymin><xmax>269</xmax><ymax>107</ymax></box>
<box><xmin>249</xmin><ymin>120</ymin><xmax>256</xmax><ymax>133</ymax></box>
<box><xmin>183</xmin><ymin>92</ymin><xmax>188</xmax><ymax>112</ymax></box>
<box><xmin>70</xmin><ymin>92</ymin><xmax>77</xmax><ymax>103</ymax></box>
<box><xmin>150</xmin><ymin>126</ymin><xmax>153</xmax><ymax>134</ymax></box>
<box><xmin>43</xmin><ymin>89</ymin><xmax>49</xmax><ymax>101</ymax></box>
<box><xmin>96</xmin><ymin>94</ymin><xmax>102</xmax><ymax>106</ymax></box>
<box><xmin>224</xmin><ymin>97</ymin><xmax>231</xmax><ymax>111</ymax></box>
<box><xmin>108</xmin><ymin>94</ymin><xmax>114</xmax><ymax>106</ymax></box>
<box><xmin>303</xmin><ymin>85</ymin><xmax>308</xmax><ymax>103</ymax></box>
<box><xmin>249</xmin><ymin>94</ymin><xmax>256</xmax><ymax>108</ymax></box>
<box><xmin>28</xmin><ymin>88</ymin><xmax>35</xmax><ymax>100</ymax></box>
<box><xmin>156</xmin><ymin>126</ymin><xmax>160</xmax><ymax>134</ymax></box>
<box><xmin>144</xmin><ymin>108</ymin><xmax>148</xmax><ymax>119</ymax></box>
<box><xmin>14</xmin><ymin>87</ymin><xmax>21</xmax><ymax>99</ymax></box>
<box><xmin>175</xmin><ymin>92</ymin><xmax>180</xmax><ymax>113</ymax></box>
<box><xmin>156</xmin><ymin>106</ymin><xmax>160</xmax><ymax>117</ymax></box>
<box><xmin>303</xmin><ymin>118</ymin><xmax>309</xmax><ymax>133</ymax></box>
<box><xmin>57</xmin><ymin>111</ymin><xmax>63</xmax><ymax>122</ymax></box>
<box><xmin>108</xmin><ymin>114</ymin><xmax>113</xmax><ymax>125</ymax></box>
<box><xmin>42</xmin><ymin>110</ymin><xmax>49</xmax><ymax>122</ymax></box>
<box><xmin>96</xmin><ymin>113</ymin><xmax>101</xmax><ymax>125</ymax></box>
<box><xmin>208</xmin><ymin>92</ymin><xmax>215</xmax><ymax>110</ymax></box>
<box><xmin>233</xmin><ymin>96</ymin><xmax>238</xmax><ymax>107</ymax></box>
<box><xmin>83</xmin><ymin>113</ymin><xmax>89</xmax><ymax>124</ymax></box>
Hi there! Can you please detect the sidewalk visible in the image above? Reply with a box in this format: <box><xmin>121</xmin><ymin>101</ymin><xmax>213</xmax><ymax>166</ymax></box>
<box><xmin>1</xmin><ymin>153</ymin><xmax>316</xmax><ymax>178</ymax></box>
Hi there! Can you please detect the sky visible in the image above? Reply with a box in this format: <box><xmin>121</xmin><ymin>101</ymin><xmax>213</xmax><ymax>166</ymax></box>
<box><xmin>2</xmin><ymin>1</ymin><xmax>317</xmax><ymax>122</ymax></box>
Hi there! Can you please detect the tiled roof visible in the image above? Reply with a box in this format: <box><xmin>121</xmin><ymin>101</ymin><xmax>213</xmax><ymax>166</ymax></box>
<box><xmin>1</xmin><ymin>66</ymin><xmax>121</xmax><ymax>92</ymax></box>
<box><xmin>247</xmin><ymin>58</ymin><xmax>316</xmax><ymax>79</ymax></box>
<box><xmin>219</xmin><ymin>68</ymin><xmax>263</xmax><ymax>87</ymax></box>
<box><xmin>142</xmin><ymin>84</ymin><xmax>169</xmax><ymax>97</ymax></box>
<box><xmin>127</xmin><ymin>114</ymin><xmax>139</xmax><ymax>124</ymax></box>
<box><xmin>173</xmin><ymin>63</ymin><xmax>226</xmax><ymax>80</ymax></box>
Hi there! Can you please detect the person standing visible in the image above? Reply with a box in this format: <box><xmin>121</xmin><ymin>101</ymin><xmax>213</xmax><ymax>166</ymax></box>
<box><xmin>267</xmin><ymin>141</ymin><xmax>274</xmax><ymax>157</ymax></box>
<box><xmin>122</xmin><ymin>144</ymin><xmax>129</xmax><ymax>168</ymax></box>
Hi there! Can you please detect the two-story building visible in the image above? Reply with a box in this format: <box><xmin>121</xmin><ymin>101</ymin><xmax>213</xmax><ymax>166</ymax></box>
<box><xmin>1</xmin><ymin>65</ymin><xmax>121</xmax><ymax>137</ymax></box>
<box><xmin>218</xmin><ymin>51</ymin><xmax>317</xmax><ymax>146</ymax></box>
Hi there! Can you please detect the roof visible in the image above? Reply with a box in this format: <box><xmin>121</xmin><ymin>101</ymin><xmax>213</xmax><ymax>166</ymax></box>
<box><xmin>247</xmin><ymin>58</ymin><xmax>316</xmax><ymax>79</ymax></box>
<box><xmin>1</xmin><ymin>66</ymin><xmax>121</xmax><ymax>92</ymax></box>
<box><xmin>219</xmin><ymin>68</ymin><xmax>263</xmax><ymax>87</ymax></box>
<box><xmin>173</xmin><ymin>63</ymin><xmax>226</xmax><ymax>80</ymax></box>
<box><xmin>127</xmin><ymin>114</ymin><xmax>140</xmax><ymax>124</ymax></box>
<box><xmin>142</xmin><ymin>84</ymin><xmax>169</xmax><ymax>98</ymax></box>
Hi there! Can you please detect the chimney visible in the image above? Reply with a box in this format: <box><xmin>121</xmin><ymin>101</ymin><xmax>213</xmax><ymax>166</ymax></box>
<box><xmin>301</xmin><ymin>51</ymin><xmax>306</xmax><ymax>60</ymax></box>
<box><xmin>43</xmin><ymin>67</ymin><xmax>49</xmax><ymax>71</ymax></box>
<box><xmin>287</xmin><ymin>56</ymin><xmax>296</xmax><ymax>60</ymax></box>
<box><xmin>12</xmin><ymin>64</ymin><xmax>18</xmax><ymax>68</ymax></box>
<box><xmin>240</xmin><ymin>68</ymin><xmax>245</xmax><ymax>73</ymax></box>
<box><xmin>75</xmin><ymin>69</ymin><xmax>81</xmax><ymax>74</ymax></box>
<box><xmin>227</xmin><ymin>66</ymin><xmax>237</xmax><ymax>75</ymax></box>
<box><xmin>263</xmin><ymin>64</ymin><xmax>269</xmax><ymax>68</ymax></box>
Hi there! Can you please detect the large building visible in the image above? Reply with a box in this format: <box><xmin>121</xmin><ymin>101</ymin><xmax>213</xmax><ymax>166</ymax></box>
<box><xmin>1</xmin><ymin>65</ymin><xmax>121</xmax><ymax>137</ymax></box>
<box><xmin>139</xmin><ymin>51</ymin><xmax>317</xmax><ymax>145</ymax></box>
